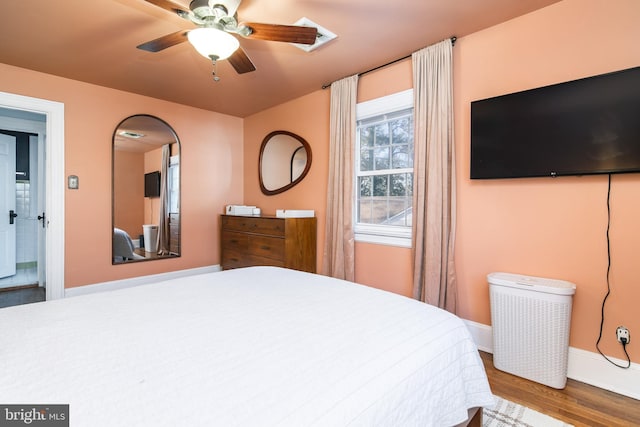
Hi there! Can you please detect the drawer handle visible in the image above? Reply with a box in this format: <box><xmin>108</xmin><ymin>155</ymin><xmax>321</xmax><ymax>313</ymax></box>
<box><xmin>260</xmin><ymin>245</ymin><xmax>270</xmax><ymax>250</ymax></box>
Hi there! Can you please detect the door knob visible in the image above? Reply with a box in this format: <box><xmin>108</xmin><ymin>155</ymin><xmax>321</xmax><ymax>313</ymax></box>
<box><xmin>9</xmin><ymin>210</ymin><xmax>17</xmax><ymax>225</ymax></box>
<box><xmin>38</xmin><ymin>212</ymin><xmax>46</xmax><ymax>228</ymax></box>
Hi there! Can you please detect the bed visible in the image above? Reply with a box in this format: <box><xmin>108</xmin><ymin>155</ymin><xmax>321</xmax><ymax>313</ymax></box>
<box><xmin>0</xmin><ymin>266</ymin><xmax>494</xmax><ymax>426</ymax></box>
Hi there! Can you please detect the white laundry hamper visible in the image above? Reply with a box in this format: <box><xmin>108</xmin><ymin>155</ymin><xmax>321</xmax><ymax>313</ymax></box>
<box><xmin>488</xmin><ymin>272</ymin><xmax>576</xmax><ymax>389</ymax></box>
<box><xmin>142</xmin><ymin>224</ymin><xmax>158</xmax><ymax>253</ymax></box>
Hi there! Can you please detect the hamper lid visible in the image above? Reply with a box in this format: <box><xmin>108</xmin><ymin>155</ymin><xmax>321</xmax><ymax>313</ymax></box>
<box><xmin>487</xmin><ymin>272</ymin><xmax>576</xmax><ymax>295</ymax></box>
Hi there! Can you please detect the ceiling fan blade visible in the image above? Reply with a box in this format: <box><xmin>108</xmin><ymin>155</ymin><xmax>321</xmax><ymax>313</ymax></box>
<box><xmin>137</xmin><ymin>30</ymin><xmax>189</xmax><ymax>52</ymax></box>
<box><xmin>228</xmin><ymin>48</ymin><xmax>257</xmax><ymax>74</ymax></box>
<box><xmin>242</xmin><ymin>23</ymin><xmax>318</xmax><ymax>45</ymax></box>
<box><xmin>141</xmin><ymin>0</ymin><xmax>189</xmax><ymax>15</ymax></box>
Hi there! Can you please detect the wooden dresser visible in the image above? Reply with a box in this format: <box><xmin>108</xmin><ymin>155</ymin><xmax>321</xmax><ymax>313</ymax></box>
<box><xmin>169</xmin><ymin>213</ymin><xmax>180</xmax><ymax>255</ymax></box>
<box><xmin>221</xmin><ymin>215</ymin><xmax>316</xmax><ymax>273</ymax></box>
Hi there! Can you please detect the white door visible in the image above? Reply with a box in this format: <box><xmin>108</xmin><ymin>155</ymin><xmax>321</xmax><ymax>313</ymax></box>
<box><xmin>0</xmin><ymin>133</ymin><xmax>17</xmax><ymax>278</ymax></box>
<box><xmin>36</xmin><ymin>134</ymin><xmax>46</xmax><ymax>286</ymax></box>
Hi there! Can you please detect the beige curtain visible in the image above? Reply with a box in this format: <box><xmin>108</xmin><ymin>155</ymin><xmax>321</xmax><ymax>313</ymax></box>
<box><xmin>321</xmin><ymin>74</ymin><xmax>358</xmax><ymax>281</ymax></box>
<box><xmin>157</xmin><ymin>144</ymin><xmax>171</xmax><ymax>255</ymax></box>
<box><xmin>411</xmin><ymin>39</ymin><xmax>457</xmax><ymax>312</ymax></box>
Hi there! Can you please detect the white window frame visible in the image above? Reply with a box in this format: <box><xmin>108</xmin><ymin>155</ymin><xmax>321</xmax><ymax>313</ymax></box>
<box><xmin>168</xmin><ymin>155</ymin><xmax>180</xmax><ymax>214</ymax></box>
<box><xmin>355</xmin><ymin>89</ymin><xmax>413</xmax><ymax>248</ymax></box>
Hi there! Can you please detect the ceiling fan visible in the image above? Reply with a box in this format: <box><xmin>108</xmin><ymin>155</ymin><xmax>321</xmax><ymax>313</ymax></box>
<box><xmin>137</xmin><ymin>0</ymin><xmax>318</xmax><ymax>76</ymax></box>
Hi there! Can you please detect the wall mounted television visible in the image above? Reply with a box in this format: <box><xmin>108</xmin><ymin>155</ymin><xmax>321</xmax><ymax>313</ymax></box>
<box><xmin>144</xmin><ymin>171</ymin><xmax>161</xmax><ymax>198</ymax></box>
<box><xmin>470</xmin><ymin>66</ymin><xmax>640</xmax><ymax>179</ymax></box>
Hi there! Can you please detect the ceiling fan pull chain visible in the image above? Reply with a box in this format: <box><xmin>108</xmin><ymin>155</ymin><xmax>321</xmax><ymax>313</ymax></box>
<box><xmin>211</xmin><ymin>57</ymin><xmax>221</xmax><ymax>82</ymax></box>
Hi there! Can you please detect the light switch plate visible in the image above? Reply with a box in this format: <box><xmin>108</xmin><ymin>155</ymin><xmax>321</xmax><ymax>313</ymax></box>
<box><xmin>68</xmin><ymin>175</ymin><xmax>79</xmax><ymax>189</ymax></box>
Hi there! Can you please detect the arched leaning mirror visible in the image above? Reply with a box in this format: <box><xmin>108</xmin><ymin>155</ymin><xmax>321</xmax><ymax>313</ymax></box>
<box><xmin>112</xmin><ymin>115</ymin><xmax>180</xmax><ymax>264</ymax></box>
<box><xmin>259</xmin><ymin>130</ymin><xmax>312</xmax><ymax>195</ymax></box>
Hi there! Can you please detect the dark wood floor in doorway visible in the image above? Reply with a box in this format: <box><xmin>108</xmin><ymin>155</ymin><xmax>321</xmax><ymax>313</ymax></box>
<box><xmin>0</xmin><ymin>285</ymin><xmax>45</xmax><ymax>308</ymax></box>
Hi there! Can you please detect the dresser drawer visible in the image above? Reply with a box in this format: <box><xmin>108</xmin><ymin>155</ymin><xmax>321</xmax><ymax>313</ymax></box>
<box><xmin>247</xmin><ymin>235</ymin><xmax>284</xmax><ymax>260</ymax></box>
<box><xmin>221</xmin><ymin>230</ymin><xmax>249</xmax><ymax>252</ymax></box>
<box><xmin>222</xmin><ymin>249</ymin><xmax>286</xmax><ymax>269</ymax></box>
<box><xmin>222</xmin><ymin>215</ymin><xmax>285</xmax><ymax>236</ymax></box>
<box><xmin>169</xmin><ymin>213</ymin><xmax>180</xmax><ymax>254</ymax></box>
<box><xmin>222</xmin><ymin>231</ymin><xmax>284</xmax><ymax>260</ymax></box>
<box><xmin>221</xmin><ymin>248</ymin><xmax>247</xmax><ymax>269</ymax></box>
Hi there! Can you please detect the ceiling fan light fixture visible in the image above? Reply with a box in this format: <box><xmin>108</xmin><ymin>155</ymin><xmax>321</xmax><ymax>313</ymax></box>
<box><xmin>187</xmin><ymin>27</ymin><xmax>240</xmax><ymax>60</ymax></box>
<box><xmin>211</xmin><ymin>0</ymin><xmax>241</xmax><ymax>17</ymax></box>
<box><xmin>118</xmin><ymin>130</ymin><xmax>145</xmax><ymax>139</ymax></box>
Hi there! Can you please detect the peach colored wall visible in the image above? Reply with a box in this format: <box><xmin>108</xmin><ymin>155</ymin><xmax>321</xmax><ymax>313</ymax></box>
<box><xmin>244</xmin><ymin>0</ymin><xmax>640</xmax><ymax>361</ymax></box>
<box><xmin>0</xmin><ymin>63</ymin><xmax>244</xmax><ymax>288</ymax></box>
<box><xmin>455</xmin><ymin>0</ymin><xmax>640</xmax><ymax>361</ymax></box>
<box><xmin>243</xmin><ymin>90</ymin><xmax>331</xmax><ymax>268</ymax></box>
<box><xmin>113</xmin><ymin>150</ymin><xmax>144</xmax><ymax>238</ymax></box>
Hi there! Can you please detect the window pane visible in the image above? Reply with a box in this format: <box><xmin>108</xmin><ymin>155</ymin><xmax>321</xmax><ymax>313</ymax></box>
<box><xmin>360</xmin><ymin>148</ymin><xmax>373</xmax><ymax>171</ymax></box>
<box><xmin>373</xmin><ymin>175</ymin><xmax>388</xmax><ymax>197</ymax></box>
<box><xmin>390</xmin><ymin>173</ymin><xmax>407</xmax><ymax>196</ymax></box>
<box><xmin>360</xmin><ymin>127</ymin><xmax>374</xmax><ymax>147</ymax></box>
<box><xmin>391</xmin><ymin>145</ymin><xmax>410</xmax><ymax>169</ymax></box>
<box><xmin>391</xmin><ymin>117</ymin><xmax>411</xmax><ymax>144</ymax></box>
<box><xmin>370</xmin><ymin>197</ymin><xmax>388</xmax><ymax>224</ymax></box>
<box><xmin>168</xmin><ymin>164</ymin><xmax>179</xmax><ymax>213</ymax></box>
<box><xmin>374</xmin><ymin>146</ymin><xmax>390</xmax><ymax>170</ymax></box>
<box><xmin>388</xmin><ymin>198</ymin><xmax>407</xmax><ymax>223</ymax></box>
<box><xmin>359</xmin><ymin>176</ymin><xmax>372</xmax><ymax>197</ymax></box>
<box><xmin>374</xmin><ymin>123</ymin><xmax>389</xmax><ymax>146</ymax></box>
<box><xmin>358</xmin><ymin>198</ymin><xmax>373</xmax><ymax>223</ymax></box>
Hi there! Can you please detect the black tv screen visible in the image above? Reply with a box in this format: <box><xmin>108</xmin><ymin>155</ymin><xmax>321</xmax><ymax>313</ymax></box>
<box><xmin>144</xmin><ymin>171</ymin><xmax>160</xmax><ymax>198</ymax></box>
<box><xmin>470</xmin><ymin>66</ymin><xmax>640</xmax><ymax>179</ymax></box>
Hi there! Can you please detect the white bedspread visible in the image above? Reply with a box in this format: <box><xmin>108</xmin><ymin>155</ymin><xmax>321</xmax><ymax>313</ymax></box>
<box><xmin>0</xmin><ymin>267</ymin><xmax>494</xmax><ymax>426</ymax></box>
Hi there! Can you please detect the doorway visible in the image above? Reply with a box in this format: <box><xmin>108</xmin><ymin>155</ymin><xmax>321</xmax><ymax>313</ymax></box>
<box><xmin>0</xmin><ymin>112</ymin><xmax>46</xmax><ymax>306</ymax></box>
<box><xmin>0</xmin><ymin>91</ymin><xmax>65</xmax><ymax>303</ymax></box>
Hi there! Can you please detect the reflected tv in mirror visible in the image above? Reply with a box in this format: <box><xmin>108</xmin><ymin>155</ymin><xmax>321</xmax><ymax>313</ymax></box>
<box><xmin>470</xmin><ymin>66</ymin><xmax>640</xmax><ymax>179</ymax></box>
<box><xmin>144</xmin><ymin>171</ymin><xmax>160</xmax><ymax>198</ymax></box>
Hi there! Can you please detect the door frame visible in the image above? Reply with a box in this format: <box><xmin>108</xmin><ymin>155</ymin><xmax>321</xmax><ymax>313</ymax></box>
<box><xmin>0</xmin><ymin>133</ymin><xmax>17</xmax><ymax>279</ymax></box>
<box><xmin>0</xmin><ymin>91</ymin><xmax>64</xmax><ymax>300</ymax></box>
<box><xmin>0</xmin><ymin>119</ymin><xmax>47</xmax><ymax>286</ymax></box>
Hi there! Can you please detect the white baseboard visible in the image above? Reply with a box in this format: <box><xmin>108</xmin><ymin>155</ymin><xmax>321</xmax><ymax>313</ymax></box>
<box><xmin>463</xmin><ymin>319</ymin><xmax>640</xmax><ymax>400</ymax></box>
<box><xmin>464</xmin><ymin>319</ymin><xmax>493</xmax><ymax>353</ymax></box>
<box><xmin>65</xmin><ymin>265</ymin><xmax>222</xmax><ymax>298</ymax></box>
<box><xmin>567</xmin><ymin>347</ymin><xmax>640</xmax><ymax>400</ymax></box>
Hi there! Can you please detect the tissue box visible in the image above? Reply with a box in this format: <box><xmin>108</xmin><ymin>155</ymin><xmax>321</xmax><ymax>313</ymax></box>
<box><xmin>226</xmin><ymin>205</ymin><xmax>258</xmax><ymax>216</ymax></box>
<box><xmin>275</xmin><ymin>209</ymin><xmax>315</xmax><ymax>218</ymax></box>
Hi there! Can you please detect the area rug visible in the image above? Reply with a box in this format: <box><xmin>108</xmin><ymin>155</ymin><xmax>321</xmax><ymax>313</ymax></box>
<box><xmin>483</xmin><ymin>396</ymin><xmax>574</xmax><ymax>427</ymax></box>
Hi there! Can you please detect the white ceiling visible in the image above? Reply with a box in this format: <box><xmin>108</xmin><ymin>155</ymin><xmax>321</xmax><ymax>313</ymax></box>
<box><xmin>0</xmin><ymin>0</ymin><xmax>562</xmax><ymax>117</ymax></box>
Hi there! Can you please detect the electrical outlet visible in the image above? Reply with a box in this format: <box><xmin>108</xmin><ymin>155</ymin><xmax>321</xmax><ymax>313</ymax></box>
<box><xmin>616</xmin><ymin>326</ymin><xmax>630</xmax><ymax>344</ymax></box>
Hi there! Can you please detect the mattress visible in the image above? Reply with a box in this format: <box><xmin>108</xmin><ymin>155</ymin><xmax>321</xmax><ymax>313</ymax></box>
<box><xmin>0</xmin><ymin>266</ymin><xmax>494</xmax><ymax>426</ymax></box>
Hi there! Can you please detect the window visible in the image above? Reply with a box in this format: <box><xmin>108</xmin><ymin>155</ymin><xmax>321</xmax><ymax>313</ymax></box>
<box><xmin>355</xmin><ymin>90</ymin><xmax>413</xmax><ymax>247</ymax></box>
<box><xmin>168</xmin><ymin>155</ymin><xmax>180</xmax><ymax>214</ymax></box>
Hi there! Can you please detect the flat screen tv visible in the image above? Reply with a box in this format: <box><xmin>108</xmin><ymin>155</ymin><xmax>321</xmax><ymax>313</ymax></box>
<box><xmin>470</xmin><ymin>66</ymin><xmax>640</xmax><ymax>179</ymax></box>
<box><xmin>144</xmin><ymin>171</ymin><xmax>160</xmax><ymax>198</ymax></box>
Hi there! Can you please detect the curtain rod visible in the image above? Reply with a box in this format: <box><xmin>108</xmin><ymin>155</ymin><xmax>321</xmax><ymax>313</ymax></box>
<box><xmin>321</xmin><ymin>36</ymin><xmax>456</xmax><ymax>90</ymax></box>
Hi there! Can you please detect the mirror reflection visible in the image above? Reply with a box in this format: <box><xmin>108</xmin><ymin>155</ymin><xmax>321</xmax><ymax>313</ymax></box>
<box><xmin>112</xmin><ymin>115</ymin><xmax>180</xmax><ymax>264</ymax></box>
<box><xmin>259</xmin><ymin>131</ymin><xmax>312</xmax><ymax>195</ymax></box>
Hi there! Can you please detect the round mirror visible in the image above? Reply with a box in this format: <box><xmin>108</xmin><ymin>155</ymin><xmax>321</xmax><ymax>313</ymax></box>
<box><xmin>259</xmin><ymin>131</ymin><xmax>312</xmax><ymax>195</ymax></box>
<box><xmin>112</xmin><ymin>115</ymin><xmax>180</xmax><ymax>264</ymax></box>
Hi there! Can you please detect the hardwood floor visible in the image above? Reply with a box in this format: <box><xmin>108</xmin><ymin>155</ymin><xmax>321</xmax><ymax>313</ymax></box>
<box><xmin>0</xmin><ymin>285</ymin><xmax>45</xmax><ymax>308</ymax></box>
<box><xmin>480</xmin><ymin>351</ymin><xmax>640</xmax><ymax>427</ymax></box>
